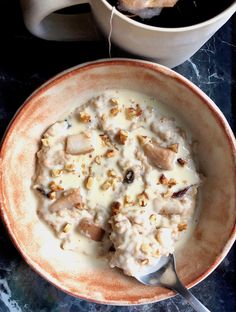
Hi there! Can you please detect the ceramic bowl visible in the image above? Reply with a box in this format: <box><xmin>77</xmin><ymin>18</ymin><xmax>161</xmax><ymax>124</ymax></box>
<box><xmin>0</xmin><ymin>59</ymin><xmax>235</xmax><ymax>305</ymax></box>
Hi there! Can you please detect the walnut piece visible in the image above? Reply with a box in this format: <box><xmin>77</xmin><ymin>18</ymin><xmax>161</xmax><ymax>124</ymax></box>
<box><xmin>85</xmin><ymin>176</ymin><xmax>93</xmax><ymax>190</ymax></box>
<box><xmin>105</xmin><ymin>149</ymin><xmax>115</xmax><ymax>158</ymax></box>
<box><xmin>178</xmin><ymin>223</ymin><xmax>187</xmax><ymax>231</ymax></box>
<box><xmin>99</xmin><ymin>134</ymin><xmax>110</xmax><ymax>146</ymax></box>
<box><xmin>49</xmin><ymin>181</ymin><xmax>64</xmax><ymax>192</ymax></box>
<box><xmin>110</xmin><ymin>98</ymin><xmax>119</xmax><ymax>106</ymax></box>
<box><xmin>110</xmin><ymin>107</ymin><xmax>120</xmax><ymax>117</ymax></box>
<box><xmin>117</xmin><ymin>129</ymin><xmax>128</xmax><ymax>145</ymax></box>
<box><xmin>79</xmin><ymin>111</ymin><xmax>91</xmax><ymax>123</ymax></box>
<box><xmin>101</xmin><ymin>179</ymin><xmax>113</xmax><ymax>190</ymax></box>
<box><xmin>94</xmin><ymin>156</ymin><xmax>102</xmax><ymax>165</ymax></box>
<box><xmin>51</xmin><ymin>169</ymin><xmax>63</xmax><ymax>178</ymax></box>
<box><xmin>62</xmin><ymin>223</ymin><xmax>72</xmax><ymax>233</ymax></box>
<box><xmin>159</xmin><ymin>174</ymin><xmax>168</xmax><ymax>185</ymax></box>
<box><xmin>125</xmin><ymin>105</ymin><xmax>142</xmax><ymax>120</ymax></box>
<box><xmin>111</xmin><ymin>201</ymin><xmax>121</xmax><ymax>215</ymax></box>
<box><xmin>149</xmin><ymin>214</ymin><xmax>157</xmax><ymax>223</ymax></box>
<box><xmin>137</xmin><ymin>191</ymin><xmax>149</xmax><ymax>207</ymax></box>
<box><xmin>64</xmin><ymin>163</ymin><xmax>76</xmax><ymax>172</ymax></box>
<box><xmin>141</xmin><ymin>243</ymin><xmax>150</xmax><ymax>254</ymax></box>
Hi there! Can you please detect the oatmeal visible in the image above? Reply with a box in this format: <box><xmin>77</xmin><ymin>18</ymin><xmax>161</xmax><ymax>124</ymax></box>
<box><xmin>33</xmin><ymin>90</ymin><xmax>200</xmax><ymax>276</ymax></box>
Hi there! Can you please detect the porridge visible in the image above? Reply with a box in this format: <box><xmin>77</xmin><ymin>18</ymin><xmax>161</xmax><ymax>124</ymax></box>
<box><xmin>33</xmin><ymin>90</ymin><xmax>200</xmax><ymax>277</ymax></box>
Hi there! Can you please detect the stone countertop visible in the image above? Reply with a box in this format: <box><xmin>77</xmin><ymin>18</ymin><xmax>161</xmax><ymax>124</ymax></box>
<box><xmin>0</xmin><ymin>1</ymin><xmax>235</xmax><ymax>311</ymax></box>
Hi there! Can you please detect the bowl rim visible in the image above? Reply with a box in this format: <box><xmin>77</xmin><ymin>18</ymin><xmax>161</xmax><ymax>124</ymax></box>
<box><xmin>0</xmin><ymin>58</ymin><xmax>235</xmax><ymax>305</ymax></box>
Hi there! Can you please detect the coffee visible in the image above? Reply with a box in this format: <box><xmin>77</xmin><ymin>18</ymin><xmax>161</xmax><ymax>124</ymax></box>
<box><xmin>107</xmin><ymin>0</ymin><xmax>234</xmax><ymax>28</ymax></box>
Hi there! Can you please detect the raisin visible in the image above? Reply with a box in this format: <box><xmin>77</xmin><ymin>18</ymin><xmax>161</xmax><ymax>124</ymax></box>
<box><xmin>177</xmin><ymin>158</ymin><xmax>187</xmax><ymax>166</ymax></box>
<box><xmin>123</xmin><ymin>169</ymin><xmax>135</xmax><ymax>184</ymax></box>
<box><xmin>109</xmin><ymin>245</ymin><xmax>116</xmax><ymax>252</ymax></box>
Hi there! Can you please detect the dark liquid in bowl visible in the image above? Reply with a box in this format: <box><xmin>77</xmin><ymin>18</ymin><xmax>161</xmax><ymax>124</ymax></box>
<box><xmin>107</xmin><ymin>0</ymin><xmax>234</xmax><ymax>28</ymax></box>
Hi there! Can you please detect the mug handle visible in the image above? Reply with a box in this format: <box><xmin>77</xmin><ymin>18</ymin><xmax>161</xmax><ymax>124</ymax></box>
<box><xmin>20</xmin><ymin>0</ymin><xmax>100</xmax><ymax>41</ymax></box>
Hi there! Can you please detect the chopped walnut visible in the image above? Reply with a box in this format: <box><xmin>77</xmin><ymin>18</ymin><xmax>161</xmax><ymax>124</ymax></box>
<box><xmin>141</xmin><ymin>243</ymin><xmax>150</xmax><ymax>254</ymax></box>
<box><xmin>140</xmin><ymin>259</ymin><xmax>149</xmax><ymax>265</ymax></box>
<box><xmin>149</xmin><ymin>214</ymin><xmax>157</xmax><ymax>223</ymax></box>
<box><xmin>105</xmin><ymin>149</ymin><xmax>115</xmax><ymax>158</ymax></box>
<box><xmin>99</xmin><ymin>134</ymin><xmax>110</xmax><ymax>146</ymax></box>
<box><xmin>49</xmin><ymin>181</ymin><xmax>64</xmax><ymax>192</ymax></box>
<box><xmin>153</xmin><ymin>250</ymin><xmax>161</xmax><ymax>258</ymax></box>
<box><xmin>178</xmin><ymin>223</ymin><xmax>187</xmax><ymax>231</ymax></box>
<box><xmin>101</xmin><ymin>114</ymin><xmax>107</xmax><ymax>122</ymax></box>
<box><xmin>41</xmin><ymin>138</ymin><xmax>51</xmax><ymax>147</ymax></box>
<box><xmin>168</xmin><ymin>143</ymin><xmax>179</xmax><ymax>153</ymax></box>
<box><xmin>117</xmin><ymin>129</ymin><xmax>128</xmax><ymax>145</ymax></box>
<box><xmin>64</xmin><ymin>164</ymin><xmax>76</xmax><ymax>172</ymax></box>
<box><xmin>85</xmin><ymin>176</ymin><xmax>93</xmax><ymax>190</ymax></box>
<box><xmin>111</xmin><ymin>201</ymin><xmax>121</xmax><ymax>215</ymax></box>
<box><xmin>124</xmin><ymin>194</ymin><xmax>135</xmax><ymax>207</ymax></box>
<box><xmin>177</xmin><ymin>158</ymin><xmax>187</xmax><ymax>166</ymax></box>
<box><xmin>62</xmin><ymin>223</ymin><xmax>72</xmax><ymax>233</ymax></box>
<box><xmin>125</xmin><ymin>105</ymin><xmax>142</xmax><ymax>120</ymax></box>
<box><xmin>110</xmin><ymin>107</ymin><xmax>120</xmax><ymax>117</ymax></box>
<box><xmin>81</xmin><ymin>163</ymin><xmax>87</xmax><ymax>175</ymax></box>
<box><xmin>110</xmin><ymin>98</ymin><xmax>119</xmax><ymax>106</ymax></box>
<box><xmin>137</xmin><ymin>191</ymin><xmax>149</xmax><ymax>207</ymax></box>
<box><xmin>114</xmin><ymin>222</ymin><xmax>121</xmax><ymax>229</ymax></box>
<box><xmin>107</xmin><ymin>169</ymin><xmax>116</xmax><ymax>177</ymax></box>
<box><xmin>51</xmin><ymin>169</ymin><xmax>63</xmax><ymax>178</ymax></box>
<box><xmin>159</xmin><ymin>174</ymin><xmax>168</xmax><ymax>185</ymax></box>
<box><xmin>79</xmin><ymin>111</ymin><xmax>91</xmax><ymax>123</ymax></box>
<box><xmin>168</xmin><ymin>178</ymin><xmax>177</xmax><ymax>188</ymax></box>
<box><xmin>101</xmin><ymin>179</ymin><xmax>113</xmax><ymax>190</ymax></box>
<box><xmin>94</xmin><ymin>155</ymin><xmax>102</xmax><ymax>165</ymax></box>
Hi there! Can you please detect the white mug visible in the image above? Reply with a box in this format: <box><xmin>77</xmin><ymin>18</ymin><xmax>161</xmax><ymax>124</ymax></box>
<box><xmin>20</xmin><ymin>0</ymin><xmax>236</xmax><ymax>68</ymax></box>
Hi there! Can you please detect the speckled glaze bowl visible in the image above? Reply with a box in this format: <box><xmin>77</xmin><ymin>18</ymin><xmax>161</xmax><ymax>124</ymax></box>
<box><xmin>0</xmin><ymin>59</ymin><xmax>235</xmax><ymax>305</ymax></box>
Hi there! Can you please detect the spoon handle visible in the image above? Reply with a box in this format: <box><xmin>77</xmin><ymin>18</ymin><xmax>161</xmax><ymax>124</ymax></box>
<box><xmin>169</xmin><ymin>279</ymin><xmax>211</xmax><ymax>312</ymax></box>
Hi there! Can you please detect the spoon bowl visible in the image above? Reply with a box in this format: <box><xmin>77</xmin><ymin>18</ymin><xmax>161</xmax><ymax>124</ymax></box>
<box><xmin>136</xmin><ymin>254</ymin><xmax>211</xmax><ymax>312</ymax></box>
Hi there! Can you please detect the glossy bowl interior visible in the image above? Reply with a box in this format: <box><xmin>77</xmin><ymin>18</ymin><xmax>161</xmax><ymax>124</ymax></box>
<box><xmin>0</xmin><ymin>59</ymin><xmax>235</xmax><ymax>305</ymax></box>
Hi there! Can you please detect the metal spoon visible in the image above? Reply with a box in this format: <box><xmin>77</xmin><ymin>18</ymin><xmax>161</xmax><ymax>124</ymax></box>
<box><xmin>135</xmin><ymin>254</ymin><xmax>211</xmax><ymax>312</ymax></box>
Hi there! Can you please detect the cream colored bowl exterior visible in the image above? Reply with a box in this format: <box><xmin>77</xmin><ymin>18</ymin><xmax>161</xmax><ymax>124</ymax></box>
<box><xmin>93</xmin><ymin>1</ymin><xmax>236</xmax><ymax>67</ymax></box>
<box><xmin>20</xmin><ymin>0</ymin><xmax>236</xmax><ymax>68</ymax></box>
<box><xmin>0</xmin><ymin>59</ymin><xmax>235</xmax><ymax>305</ymax></box>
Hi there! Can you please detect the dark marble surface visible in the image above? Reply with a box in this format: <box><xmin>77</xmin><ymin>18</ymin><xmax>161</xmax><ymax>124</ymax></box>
<box><xmin>0</xmin><ymin>1</ymin><xmax>235</xmax><ymax>311</ymax></box>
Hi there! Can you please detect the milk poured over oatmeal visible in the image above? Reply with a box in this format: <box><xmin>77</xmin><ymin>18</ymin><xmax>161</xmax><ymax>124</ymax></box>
<box><xmin>33</xmin><ymin>89</ymin><xmax>200</xmax><ymax>276</ymax></box>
